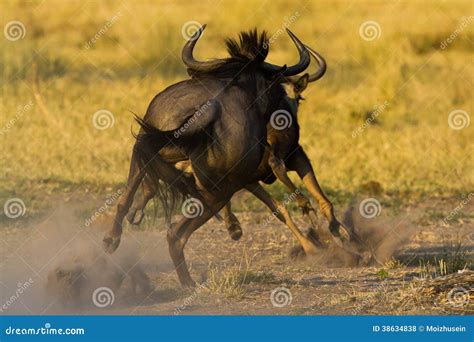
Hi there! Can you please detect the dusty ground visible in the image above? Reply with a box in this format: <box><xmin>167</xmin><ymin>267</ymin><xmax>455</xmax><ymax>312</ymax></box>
<box><xmin>0</xmin><ymin>196</ymin><xmax>472</xmax><ymax>316</ymax></box>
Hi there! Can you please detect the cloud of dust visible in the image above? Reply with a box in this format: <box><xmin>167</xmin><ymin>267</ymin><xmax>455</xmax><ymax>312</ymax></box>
<box><xmin>0</xmin><ymin>206</ymin><xmax>169</xmax><ymax>315</ymax></box>
<box><xmin>342</xmin><ymin>199</ymin><xmax>420</xmax><ymax>264</ymax></box>
<box><xmin>301</xmin><ymin>198</ymin><xmax>419</xmax><ymax>267</ymax></box>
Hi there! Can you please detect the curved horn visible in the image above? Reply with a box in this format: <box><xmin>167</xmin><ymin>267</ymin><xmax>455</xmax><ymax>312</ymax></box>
<box><xmin>181</xmin><ymin>24</ymin><xmax>226</xmax><ymax>71</ymax></box>
<box><xmin>306</xmin><ymin>45</ymin><xmax>327</xmax><ymax>82</ymax></box>
<box><xmin>261</xmin><ymin>29</ymin><xmax>310</xmax><ymax>76</ymax></box>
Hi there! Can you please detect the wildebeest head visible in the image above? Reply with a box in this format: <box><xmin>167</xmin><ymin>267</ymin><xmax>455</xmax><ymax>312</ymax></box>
<box><xmin>182</xmin><ymin>25</ymin><xmax>311</xmax><ymax>118</ymax></box>
<box><xmin>282</xmin><ymin>45</ymin><xmax>327</xmax><ymax>116</ymax></box>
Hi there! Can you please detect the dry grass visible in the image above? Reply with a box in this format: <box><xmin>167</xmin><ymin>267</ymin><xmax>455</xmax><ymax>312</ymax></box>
<box><xmin>399</xmin><ymin>271</ymin><xmax>473</xmax><ymax>314</ymax></box>
<box><xmin>203</xmin><ymin>245</ymin><xmax>280</xmax><ymax>299</ymax></box>
<box><xmin>344</xmin><ymin>269</ymin><xmax>473</xmax><ymax>315</ymax></box>
<box><xmin>418</xmin><ymin>240</ymin><xmax>471</xmax><ymax>279</ymax></box>
<box><xmin>1</xmin><ymin>0</ymin><xmax>473</xmax><ymax>220</ymax></box>
<box><xmin>204</xmin><ymin>265</ymin><xmax>247</xmax><ymax>299</ymax></box>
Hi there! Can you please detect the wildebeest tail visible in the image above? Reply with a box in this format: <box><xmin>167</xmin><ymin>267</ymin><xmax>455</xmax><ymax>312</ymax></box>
<box><xmin>133</xmin><ymin>116</ymin><xmax>199</xmax><ymax>224</ymax></box>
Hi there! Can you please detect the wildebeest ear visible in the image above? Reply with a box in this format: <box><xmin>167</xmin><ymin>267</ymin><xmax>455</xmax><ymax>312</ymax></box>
<box><xmin>295</xmin><ymin>73</ymin><xmax>309</xmax><ymax>92</ymax></box>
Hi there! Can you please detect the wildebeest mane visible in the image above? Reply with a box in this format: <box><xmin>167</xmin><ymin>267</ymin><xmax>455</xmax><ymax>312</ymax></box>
<box><xmin>224</xmin><ymin>29</ymin><xmax>269</xmax><ymax>63</ymax></box>
<box><xmin>188</xmin><ymin>29</ymin><xmax>270</xmax><ymax>78</ymax></box>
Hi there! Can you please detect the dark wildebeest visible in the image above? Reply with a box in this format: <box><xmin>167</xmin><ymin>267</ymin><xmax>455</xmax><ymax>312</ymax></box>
<box><xmin>103</xmin><ymin>26</ymin><xmax>329</xmax><ymax>286</ymax></box>
<box><xmin>126</xmin><ymin>41</ymin><xmax>356</xmax><ymax>254</ymax></box>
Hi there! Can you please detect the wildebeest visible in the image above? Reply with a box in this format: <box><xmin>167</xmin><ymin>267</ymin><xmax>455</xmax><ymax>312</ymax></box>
<box><xmin>103</xmin><ymin>25</ymin><xmax>327</xmax><ymax>286</ymax></box>
<box><xmin>126</xmin><ymin>41</ymin><xmax>357</xmax><ymax>254</ymax></box>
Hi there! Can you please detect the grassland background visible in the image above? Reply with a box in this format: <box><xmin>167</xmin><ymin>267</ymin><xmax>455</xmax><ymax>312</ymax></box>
<box><xmin>1</xmin><ymin>0</ymin><xmax>473</xmax><ymax>221</ymax></box>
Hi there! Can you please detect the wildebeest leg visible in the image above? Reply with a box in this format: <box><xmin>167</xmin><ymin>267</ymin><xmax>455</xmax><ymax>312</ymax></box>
<box><xmin>223</xmin><ymin>201</ymin><xmax>242</xmax><ymax>240</ymax></box>
<box><xmin>286</xmin><ymin>146</ymin><xmax>351</xmax><ymax>243</ymax></box>
<box><xmin>245</xmin><ymin>183</ymin><xmax>321</xmax><ymax>254</ymax></box>
<box><xmin>267</xmin><ymin>148</ymin><xmax>314</xmax><ymax>215</ymax></box>
<box><xmin>127</xmin><ymin>176</ymin><xmax>155</xmax><ymax>225</ymax></box>
<box><xmin>127</xmin><ymin>156</ymin><xmax>190</xmax><ymax>226</ymax></box>
<box><xmin>167</xmin><ymin>197</ymin><xmax>226</xmax><ymax>287</ymax></box>
<box><xmin>126</xmin><ymin>161</ymin><xmax>241</xmax><ymax>241</ymax></box>
<box><xmin>104</xmin><ymin>146</ymin><xmax>146</xmax><ymax>253</ymax></box>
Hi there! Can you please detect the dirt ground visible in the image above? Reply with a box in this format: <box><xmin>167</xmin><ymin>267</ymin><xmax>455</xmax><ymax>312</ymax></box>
<box><xmin>0</xmin><ymin>196</ymin><xmax>472</xmax><ymax>316</ymax></box>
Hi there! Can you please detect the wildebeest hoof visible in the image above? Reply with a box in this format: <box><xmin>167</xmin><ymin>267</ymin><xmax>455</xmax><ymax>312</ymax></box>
<box><xmin>127</xmin><ymin>209</ymin><xmax>144</xmax><ymax>225</ymax></box>
<box><xmin>228</xmin><ymin>222</ymin><xmax>243</xmax><ymax>241</ymax></box>
<box><xmin>103</xmin><ymin>235</ymin><xmax>121</xmax><ymax>254</ymax></box>
<box><xmin>330</xmin><ymin>221</ymin><xmax>351</xmax><ymax>242</ymax></box>
<box><xmin>289</xmin><ymin>245</ymin><xmax>306</xmax><ymax>260</ymax></box>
